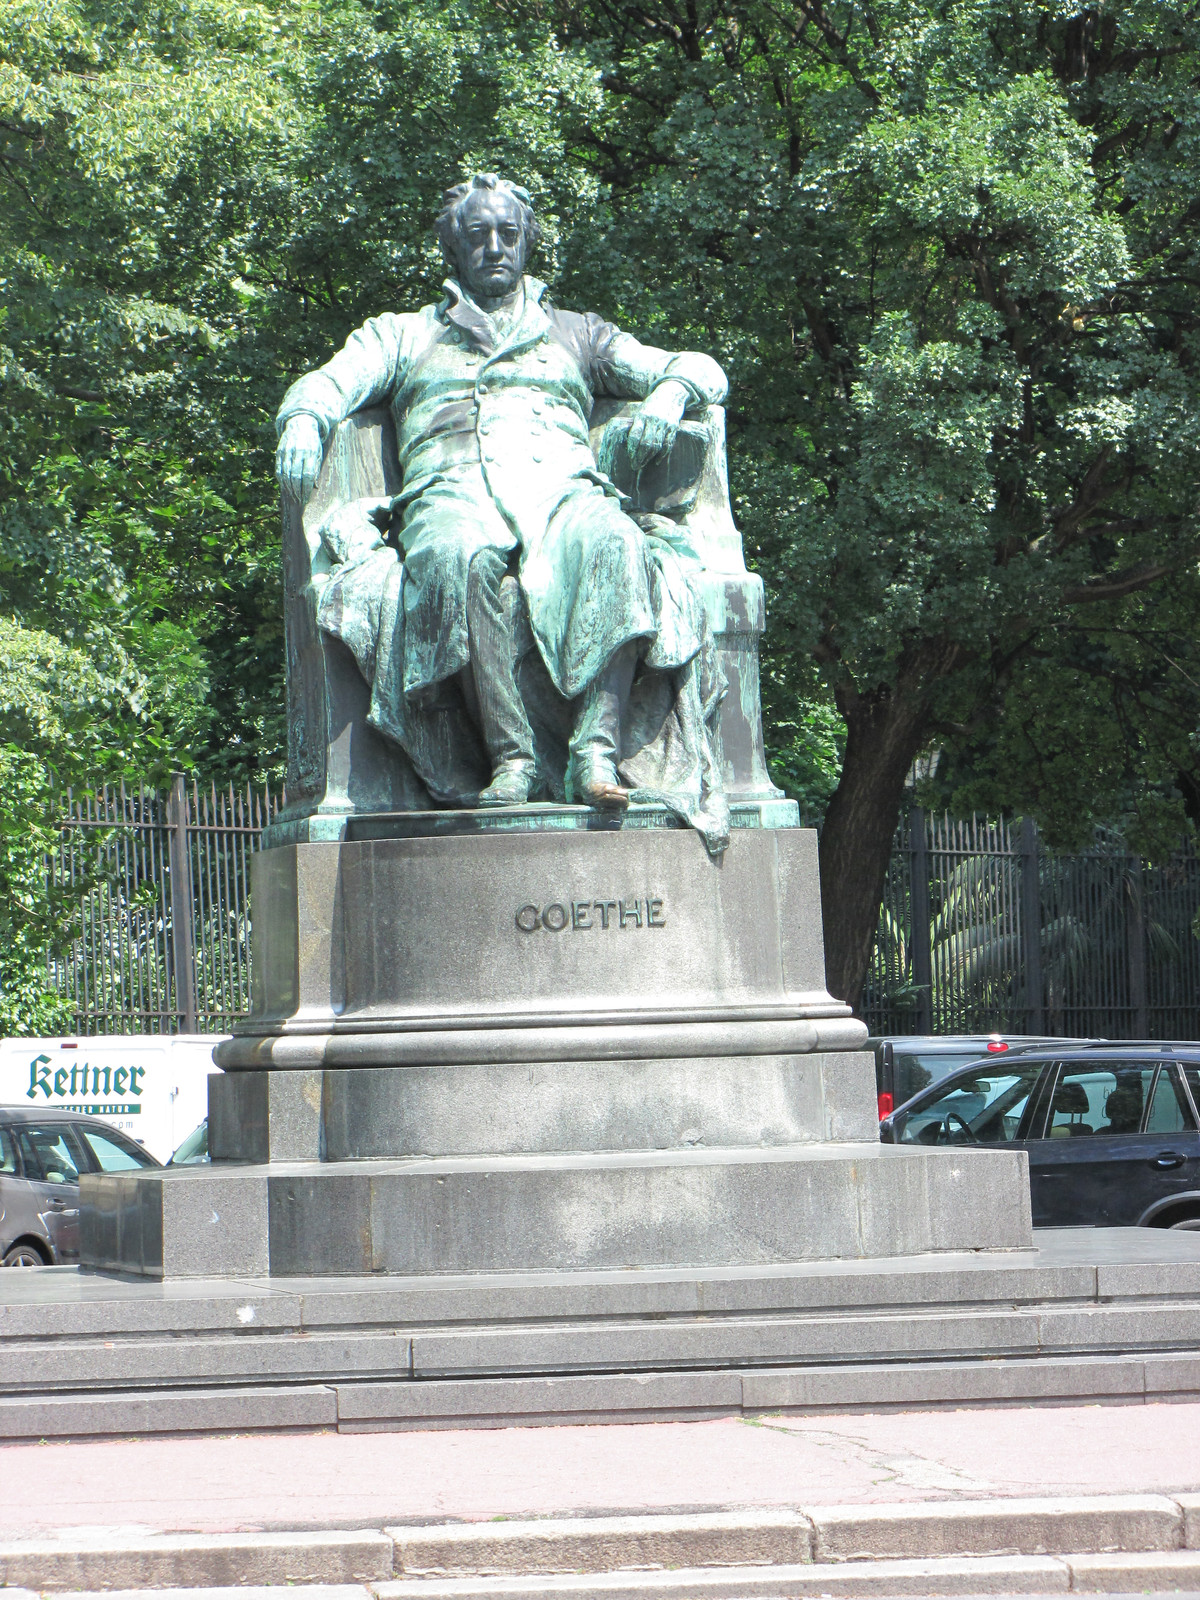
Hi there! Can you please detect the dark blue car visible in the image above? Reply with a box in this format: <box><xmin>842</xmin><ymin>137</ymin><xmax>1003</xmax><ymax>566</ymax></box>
<box><xmin>879</xmin><ymin>1043</ymin><xmax>1200</xmax><ymax>1229</ymax></box>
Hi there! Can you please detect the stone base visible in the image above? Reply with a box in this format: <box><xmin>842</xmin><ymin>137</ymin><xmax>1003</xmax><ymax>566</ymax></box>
<box><xmin>210</xmin><ymin>1051</ymin><xmax>881</xmax><ymax>1163</ymax></box>
<box><xmin>80</xmin><ymin>1141</ymin><xmax>1031</xmax><ymax>1279</ymax></box>
<box><xmin>83</xmin><ymin>822</ymin><xmax>1035</xmax><ymax>1283</ymax></box>
<box><xmin>212</xmin><ymin>825</ymin><xmax>856</xmax><ymax>1065</ymax></box>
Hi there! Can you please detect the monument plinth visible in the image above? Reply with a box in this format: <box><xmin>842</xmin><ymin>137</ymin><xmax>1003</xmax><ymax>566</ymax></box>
<box><xmin>79</xmin><ymin>173</ymin><xmax>1032</xmax><ymax>1281</ymax></box>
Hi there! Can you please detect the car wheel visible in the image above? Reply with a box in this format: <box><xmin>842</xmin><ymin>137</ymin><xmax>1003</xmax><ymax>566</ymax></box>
<box><xmin>1167</xmin><ymin>1216</ymin><xmax>1200</xmax><ymax>1231</ymax></box>
<box><xmin>2</xmin><ymin>1242</ymin><xmax>48</xmax><ymax>1267</ymax></box>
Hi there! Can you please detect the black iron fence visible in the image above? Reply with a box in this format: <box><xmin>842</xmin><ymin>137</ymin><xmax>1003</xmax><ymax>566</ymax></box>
<box><xmin>49</xmin><ymin>777</ymin><xmax>281</xmax><ymax>1034</ymax></box>
<box><xmin>46</xmin><ymin>786</ymin><xmax>1200</xmax><ymax>1039</ymax></box>
<box><xmin>863</xmin><ymin>811</ymin><xmax>1200</xmax><ymax>1039</ymax></box>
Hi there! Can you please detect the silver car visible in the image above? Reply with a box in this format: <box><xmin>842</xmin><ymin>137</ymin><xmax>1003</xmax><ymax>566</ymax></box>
<box><xmin>0</xmin><ymin>1106</ymin><xmax>161</xmax><ymax>1266</ymax></box>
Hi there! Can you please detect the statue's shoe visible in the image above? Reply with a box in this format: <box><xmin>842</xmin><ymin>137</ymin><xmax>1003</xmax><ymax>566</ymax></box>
<box><xmin>569</xmin><ymin>757</ymin><xmax>632</xmax><ymax>811</ymax></box>
<box><xmin>579</xmin><ymin>779</ymin><xmax>631</xmax><ymax>810</ymax></box>
<box><xmin>477</xmin><ymin>761</ymin><xmax>535</xmax><ymax>807</ymax></box>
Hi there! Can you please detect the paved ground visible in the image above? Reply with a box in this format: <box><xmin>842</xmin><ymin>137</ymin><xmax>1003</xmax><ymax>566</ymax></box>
<box><xmin>4</xmin><ymin>1402</ymin><xmax>1200</xmax><ymax>1536</ymax></box>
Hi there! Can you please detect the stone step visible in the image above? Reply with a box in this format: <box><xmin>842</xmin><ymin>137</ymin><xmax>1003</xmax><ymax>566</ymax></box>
<box><xmin>386</xmin><ymin>1498</ymin><xmax>1186</xmax><ymax>1573</ymax></box>
<box><xmin>0</xmin><ymin>1533</ymin><xmax>392</xmax><ymax>1590</ymax></box>
<box><xmin>7</xmin><ymin>1232</ymin><xmax>1200</xmax><ymax>1435</ymax></box>
<box><xmin>5</xmin><ymin>1296</ymin><xmax>1200</xmax><ymax>1394</ymax></box>
<box><xmin>0</xmin><ymin>1349</ymin><xmax>1198</xmax><ymax>1438</ymax></box>
<box><xmin>371</xmin><ymin>1556</ymin><xmax>1186</xmax><ymax>1598</ymax></box>
<box><xmin>7</xmin><ymin>1497</ymin><xmax>1200</xmax><ymax>1594</ymax></box>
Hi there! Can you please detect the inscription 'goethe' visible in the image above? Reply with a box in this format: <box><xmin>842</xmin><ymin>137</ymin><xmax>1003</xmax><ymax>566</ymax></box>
<box><xmin>516</xmin><ymin>898</ymin><xmax>665</xmax><ymax>933</ymax></box>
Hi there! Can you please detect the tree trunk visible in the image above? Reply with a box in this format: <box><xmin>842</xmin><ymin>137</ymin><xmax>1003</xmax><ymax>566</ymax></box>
<box><xmin>819</xmin><ymin>689</ymin><xmax>931</xmax><ymax>1007</ymax></box>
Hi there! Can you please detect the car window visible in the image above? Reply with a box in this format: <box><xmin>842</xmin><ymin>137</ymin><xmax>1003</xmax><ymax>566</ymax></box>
<box><xmin>893</xmin><ymin>1052</ymin><xmax>987</xmax><ymax>1104</ymax></box>
<box><xmin>79</xmin><ymin>1127</ymin><xmax>156</xmax><ymax>1173</ymax></box>
<box><xmin>0</xmin><ymin>1127</ymin><xmax>16</xmax><ymax>1175</ymax></box>
<box><xmin>16</xmin><ymin>1125</ymin><xmax>83</xmax><ymax>1184</ymax></box>
<box><xmin>1180</xmin><ymin>1065</ymin><xmax>1200</xmax><ymax>1122</ymax></box>
<box><xmin>1041</xmin><ymin>1064</ymin><xmax>1158</xmax><ymax>1139</ymax></box>
<box><xmin>897</xmin><ymin>1063</ymin><xmax>1044</xmax><ymax>1144</ymax></box>
<box><xmin>1145</xmin><ymin>1066</ymin><xmax>1195</xmax><ymax>1134</ymax></box>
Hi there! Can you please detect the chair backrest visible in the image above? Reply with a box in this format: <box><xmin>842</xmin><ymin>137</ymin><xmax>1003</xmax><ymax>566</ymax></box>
<box><xmin>281</xmin><ymin>409</ymin><xmax>422</xmax><ymax>816</ymax></box>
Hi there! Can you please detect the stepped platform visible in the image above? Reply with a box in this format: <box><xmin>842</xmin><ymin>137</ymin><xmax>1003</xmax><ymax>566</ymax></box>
<box><xmin>4</xmin><ymin>1228</ymin><xmax>1200</xmax><ymax>1439</ymax></box>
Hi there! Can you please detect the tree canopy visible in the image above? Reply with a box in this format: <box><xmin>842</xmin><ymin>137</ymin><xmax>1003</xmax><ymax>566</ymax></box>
<box><xmin>3</xmin><ymin>0</ymin><xmax>1200</xmax><ymax>1020</ymax></box>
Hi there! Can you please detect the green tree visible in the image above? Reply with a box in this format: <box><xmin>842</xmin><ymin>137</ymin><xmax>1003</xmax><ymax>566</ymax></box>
<box><xmin>542</xmin><ymin>0</ymin><xmax>1200</xmax><ymax>1002</ymax></box>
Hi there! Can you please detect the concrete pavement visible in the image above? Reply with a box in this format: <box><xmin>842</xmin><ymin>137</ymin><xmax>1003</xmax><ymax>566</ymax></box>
<box><xmin>4</xmin><ymin>1403</ymin><xmax>1200</xmax><ymax>1535</ymax></box>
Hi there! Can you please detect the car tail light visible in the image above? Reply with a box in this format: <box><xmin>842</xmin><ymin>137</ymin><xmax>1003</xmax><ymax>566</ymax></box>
<box><xmin>986</xmin><ymin>1039</ymin><xmax>1009</xmax><ymax>1052</ymax></box>
<box><xmin>878</xmin><ymin>1092</ymin><xmax>894</xmax><ymax>1119</ymax></box>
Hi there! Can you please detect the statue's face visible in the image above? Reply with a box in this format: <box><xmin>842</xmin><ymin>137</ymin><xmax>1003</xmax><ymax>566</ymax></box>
<box><xmin>455</xmin><ymin>188</ymin><xmax>527</xmax><ymax>299</ymax></box>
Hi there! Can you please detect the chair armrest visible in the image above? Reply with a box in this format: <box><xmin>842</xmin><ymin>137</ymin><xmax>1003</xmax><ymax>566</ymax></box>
<box><xmin>588</xmin><ymin>401</ymin><xmax>746</xmax><ymax>575</ymax></box>
<box><xmin>281</xmin><ymin>407</ymin><xmax>403</xmax><ymax>590</ymax></box>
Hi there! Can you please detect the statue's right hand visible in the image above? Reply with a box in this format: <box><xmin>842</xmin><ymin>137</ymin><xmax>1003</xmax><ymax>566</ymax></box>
<box><xmin>276</xmin><ymin>415</ymin><xmax>323</xmax><ymax>505</ymax></box>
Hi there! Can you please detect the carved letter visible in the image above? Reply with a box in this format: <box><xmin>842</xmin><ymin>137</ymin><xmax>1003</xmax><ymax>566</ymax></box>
<box><xmin>515</xmin><ymin>905</ymin><xmax>541</xmax><ymax>933</ymax></box>
<box><xmin>618</xmin><ymin>899</ymin><xmax>642</xmax><ymax>929</ymax></box>
<box><xmin>647</xmin><ymin>898</ymin><xmax>666</xmax><ymax>927</ymax></box>
<box><xmin>572</xmin><ymin>902</ymin><xmax>593</xmax><ymax>930</ymax></box>
<box><xmin>542</xmin><ymin>903</ymin><xmax>569</xmax><ymax>932</ymax></box>
<box><xmin>594</xmin><ymin>900</ymin><xmax>617</xmax><ymax>930</ymax></box>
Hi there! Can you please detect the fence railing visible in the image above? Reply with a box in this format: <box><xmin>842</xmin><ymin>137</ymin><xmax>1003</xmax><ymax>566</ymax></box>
<box><xmin>50</xmin><ymin>777</ymin><xmax>282</xmax><ymax>1034</ymax></box>
<box><xmin>48</xmin><ymin>787</ymin><xmax>1200</xmax><ymax>1039</ymax></box>
<box><xmin>863</xmin><ymin>810</ymin><xmax>1200</xmax><ymax>1039</ymax></box>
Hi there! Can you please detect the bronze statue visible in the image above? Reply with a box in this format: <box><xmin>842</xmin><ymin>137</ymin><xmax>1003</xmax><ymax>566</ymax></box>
<box><xmin>276</xmin><ymin>174</ymin><xmax>730</xmax><ymax>842</ymax></box>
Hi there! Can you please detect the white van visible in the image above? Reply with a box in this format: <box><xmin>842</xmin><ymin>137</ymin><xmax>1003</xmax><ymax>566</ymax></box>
<box><xmin>0</xmin><ymin>1035</ymin><xmax>226</xmax><ymax>1163</ymax></box>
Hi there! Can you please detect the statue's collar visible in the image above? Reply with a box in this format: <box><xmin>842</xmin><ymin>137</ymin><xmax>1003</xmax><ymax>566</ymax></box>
<box><xmin>439</xmin><ymin>276</ymin><xmax>550</xmax><ymax>355</ymax></box>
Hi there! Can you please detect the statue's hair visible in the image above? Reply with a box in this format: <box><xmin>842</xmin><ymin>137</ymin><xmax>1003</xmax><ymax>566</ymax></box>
<box><xmin>437</xmin><ymin>174</ymin><xmax>540</xmax><ymax>266</ymax></box>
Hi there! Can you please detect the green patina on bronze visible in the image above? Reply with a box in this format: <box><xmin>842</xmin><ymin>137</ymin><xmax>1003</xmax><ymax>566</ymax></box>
<box><xmin>276</xmin><ymin>176</ymin><xmax>733</xmax><ymax>847</ymax></box>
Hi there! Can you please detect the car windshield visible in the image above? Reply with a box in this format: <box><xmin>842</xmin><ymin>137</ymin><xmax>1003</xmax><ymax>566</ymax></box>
<box><xmin>897</xmin><ymin>1063</ymin><xmax>1045</xmax><ymax>1145</ymax></box>
<box><xmin>170</xmin><ymin>1121</ymin><xmax>208</xmax><ymax>1165</ymax></box>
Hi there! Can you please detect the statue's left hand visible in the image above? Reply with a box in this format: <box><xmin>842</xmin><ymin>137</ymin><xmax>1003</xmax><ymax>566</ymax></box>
<box><xmin>276</xmin><ymin>414</ymin><xmax>324</xmax><ymax>505</ymax></box>
<box><xmin>626</xmin><ymin>379</ymin><xmax>689</xmax><ymax>472</ymax></box>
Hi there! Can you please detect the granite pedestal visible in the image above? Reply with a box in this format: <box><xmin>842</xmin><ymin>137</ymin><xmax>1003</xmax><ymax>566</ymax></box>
<box><xmin>79</xmin><ymin>815</ymin><xmax>1033</xmax><ymax>1279</ymax></box>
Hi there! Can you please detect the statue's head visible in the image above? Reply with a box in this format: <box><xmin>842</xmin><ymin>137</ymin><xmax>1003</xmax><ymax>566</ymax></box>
<box><xmin>438</xmin><ymin>174</ymin><xmax>540</xmax><ymax>300</ymax></box>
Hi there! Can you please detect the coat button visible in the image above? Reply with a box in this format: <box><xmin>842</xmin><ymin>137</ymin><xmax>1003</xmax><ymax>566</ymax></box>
<box><xmin>477</xmin><ymin>383</ymin><xmax>489</xmax><ymax>395</ymax></box>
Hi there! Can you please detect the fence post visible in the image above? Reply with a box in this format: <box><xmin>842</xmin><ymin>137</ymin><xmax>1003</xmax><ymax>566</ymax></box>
<box><xmin>167</xmin><ymin>774</ymin><xmax>198</xmax><ymax>1034</ymax></box>
<box><xmin>1019</xmin><ymin>816</ymin><xmax>1045</xmax><ymax>1034</ymax></box>
<box><xmin>1128</xmin><ymin>858</ymin><xmax>1149</xmax><ymax>1039</ymax></box>
<box><xmin>909</xmin><ymin>808</ymin><xmax>933</xmax><ymax>1033</ymax></box>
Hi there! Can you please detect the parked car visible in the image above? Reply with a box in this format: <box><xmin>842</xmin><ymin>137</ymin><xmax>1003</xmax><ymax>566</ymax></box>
<box><xmin>868</xmin><ymin>1034</ymin><xmax>1102</xmax><ymax>1119</ymax></box>
<box><xmin>168</xmin><ymin>1119</ymin><xmax>209</xmax><ymax>1165</ymax></box>
<box><xmin>0</xmin><ymin>1106</ymin><xmax>161</xmax><ymax>1266</ymax></box>
<box><xmin>879</xmin><ymin>1044</ymin><xmax>1200</xmax><ymax>1228</ymax></box>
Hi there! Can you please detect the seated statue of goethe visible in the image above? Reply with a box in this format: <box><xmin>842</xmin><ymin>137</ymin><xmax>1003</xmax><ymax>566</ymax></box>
<box><xmin>275</xmin><ymin>173</ymin><xmax>730</xmax><ymax>848</ymax></box>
